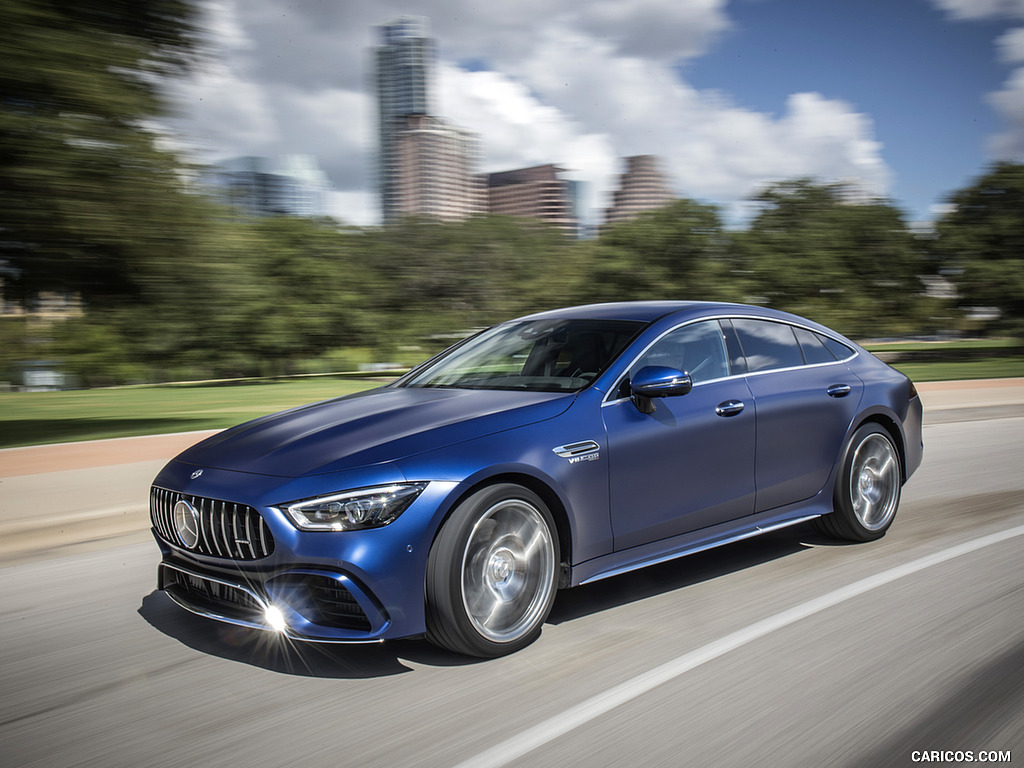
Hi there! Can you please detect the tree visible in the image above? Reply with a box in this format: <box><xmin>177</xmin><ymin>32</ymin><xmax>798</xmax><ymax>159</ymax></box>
<box><xmin>736</xmin><ymin>180</ymin><xmax>925</xmax><ymax>337</ymax></box>
<box><xmin>595</xmin><ymin>199</ymin><xmax>737</xmax><ymax>301</ymax></box>
<box><xmin>0</xmin><ymin>0</ymin><xmax>202</xmax><ymax>306</ymax></box>
<box><xmin>935</xmin><ymin>162</ymin><xmax>1024</xmax><ymax>334</ymax></box>
<box><xmin>364</xmin><ymin>215</ymin><xmax>573</xmax><ymax>344</ymax></box>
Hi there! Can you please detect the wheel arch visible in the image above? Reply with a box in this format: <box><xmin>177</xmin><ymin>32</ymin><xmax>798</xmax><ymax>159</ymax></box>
<box><xmin>429</xmin><ymin>472</ymin><xmax>574</xmax><ymax>587</ymax></box>
<box><xmin>852</xmin><ymin>412</ymin><xmax>907</xmax><ymax>483</ymax></box>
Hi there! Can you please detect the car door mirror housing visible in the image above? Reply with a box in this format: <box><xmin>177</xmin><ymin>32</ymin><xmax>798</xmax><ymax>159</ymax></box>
<box><xmin>631</xmin><ymin>366</ymin><xmax>693</xmax><ymax>399</ymax></box>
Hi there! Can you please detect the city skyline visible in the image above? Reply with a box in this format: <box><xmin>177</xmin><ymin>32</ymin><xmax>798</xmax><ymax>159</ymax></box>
<box><xmin>374</xmin><ymin>17</ymin><xmax>485</xmax><ymax>223</ymax></box>
<box><xmin>165</xmin><ymin>0</ymin><xmax>1024</xmax><ymax>227</ymax></box>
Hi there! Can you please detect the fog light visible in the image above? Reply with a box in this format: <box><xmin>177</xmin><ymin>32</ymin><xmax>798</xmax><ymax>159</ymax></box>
<box><xmin>265</xmin><ymin>605</ymin><xmax>287</xmax><ymax>632</ymax></box>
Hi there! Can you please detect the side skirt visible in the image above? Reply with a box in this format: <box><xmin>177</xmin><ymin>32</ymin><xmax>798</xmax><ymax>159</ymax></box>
<box><xmin>569</xmin><ymin>503</ymin><xmax>829</xmax><ymax>587</ymax></box>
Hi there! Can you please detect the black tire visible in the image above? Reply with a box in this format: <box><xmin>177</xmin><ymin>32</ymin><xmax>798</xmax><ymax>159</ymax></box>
<box><xmin>426</xmin><ymin>483</ymin><xmax>559</xmax><ymax>657</ymax></box>
<box><xmin>816</xmin><ymin>423</ymin><xmax>902</xmax><ymax>542</ymax></box>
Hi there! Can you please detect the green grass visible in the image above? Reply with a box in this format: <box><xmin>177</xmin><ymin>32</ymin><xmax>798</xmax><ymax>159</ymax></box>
<box><xmin>889</xmin><ymin>357</ymin><xmax>1024</xmax><ymax>383</ymax></box>
<box><xmin>862</xmin><ymin>338</ymin><xmax>1019</xmax><ymax>352</ymax></box>
<box><xmin>0</xmin><ymin>377</ymin><xmax>384</xmax><ymax>449</ymax></box>
<box><xmin>2</xmin><ymin>357</ymin><xmax>1023</xmax><ymax>450</ymax></box>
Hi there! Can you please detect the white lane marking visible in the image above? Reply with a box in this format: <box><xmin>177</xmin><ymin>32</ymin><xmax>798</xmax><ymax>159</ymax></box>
<box><xmin>455</xmin><ymin>521</ymin><xmax>1024</xmax><ymax>768</ymax></box>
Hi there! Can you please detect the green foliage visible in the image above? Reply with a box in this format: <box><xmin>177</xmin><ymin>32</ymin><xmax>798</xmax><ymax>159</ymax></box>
<box><xmin>364</xmin><ymin>215</ymin><xmax>573</xmax><ymax>338</ymax></box>
<box><xmin>935</xmin><ymin>162</ymin><xmax>1024</xmax><ymax>334</ymax></box>
<box><xmin>591</xmin><ymin>200</ymin><xmax>739</xmax><ymax>302</ymax></box>
<box><xmin>0</xmin><ymin>0</ymin><xmax>202</xmax><ymax>305</ymax></box>
<box><xmin>734</xmin><ymin>180</ymin><xmax>928</xmax><ymax>337</ymax></box>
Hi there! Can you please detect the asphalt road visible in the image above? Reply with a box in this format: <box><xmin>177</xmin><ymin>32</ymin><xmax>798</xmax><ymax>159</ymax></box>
<box><xmin>2</xmin><ymin>411</ymin><xmax>1023</xmax><ymax>767</ymax></box>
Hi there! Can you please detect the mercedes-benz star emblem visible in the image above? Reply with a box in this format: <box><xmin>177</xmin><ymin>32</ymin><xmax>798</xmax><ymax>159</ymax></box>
<box><xmin>190</xmin><ymin>468</ymin><xmax>204</xmax><ymax>480</ymax></box>
<box><xmin>173</xmin><ymin>500</ymin><xmax>201</xmax><ymax>549</ymax></box>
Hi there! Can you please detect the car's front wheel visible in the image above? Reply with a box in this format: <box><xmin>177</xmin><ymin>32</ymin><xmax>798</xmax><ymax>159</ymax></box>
<box><xmin>426</xmin><ymin>483</ymin><xmax>559</xmax><ymax>657</ymax></box>
<box><xmin>817</xmin><ymin>423</ymin><xmax>902</xmax><ymax>542</ymax></box>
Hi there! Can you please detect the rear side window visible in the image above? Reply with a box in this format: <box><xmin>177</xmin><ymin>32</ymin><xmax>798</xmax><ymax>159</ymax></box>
<box><xmin>820</xmin><ymin>334</ymin><xmax>855</xmax><ymax>361</ymax></box>
<box><xmin>732</xmin><ymin>319</ymin><xmax>804</xmax><ymax>372</ymax></box>
<box><xmin>793</xmin><ymin>327</ymin><xmax>836</xmax><ymax>364</ymax></box>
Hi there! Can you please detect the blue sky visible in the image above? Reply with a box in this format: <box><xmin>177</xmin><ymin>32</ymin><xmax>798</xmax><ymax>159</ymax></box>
<box><xmin>683</xmin><ymin>0</ymin><xmax>1013</xmax><ymax>219</ymax></box>
<box><xmin>169</xmin><ymin>0</ymin><xmax>1024</xmax><ymax>226</ymax></box>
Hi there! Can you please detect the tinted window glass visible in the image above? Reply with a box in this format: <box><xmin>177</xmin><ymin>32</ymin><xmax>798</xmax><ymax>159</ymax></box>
<box><xmin>819</xmin><ymin>334</ymin><xmax>855</xmax><ymax>360</ymax></box>
<box><xmin>732</xmin><ymin>319</ymin><xmax>804</xmax><ymax>372</ymax></box>
<box><xmin>720</xmin><ymin>319</ymin><xmax>747</xmax><ymax>374</ymax></box>
<box><xmin>630</xmin><ymin>320</ymin><xmax>730</xmax><ymax>384</ymax></box>
<box><xmin>400</xmin><ymin>319</ymin><xmax>643</xmax><ymax>392</ymax></box>
<box><xmin>794</xmin><ymin>327</ymin><xmax>837</xmax><ymax>364</ymax></box>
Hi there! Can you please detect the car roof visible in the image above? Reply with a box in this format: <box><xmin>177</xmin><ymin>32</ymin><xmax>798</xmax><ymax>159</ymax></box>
<box><xmin>513</xmin><ymin>302</ymin><xmax>853</xmax><ymax>342</ymax></box>
<box><xmin>517</xmin><ymin>301</ymin><xmax>755</xmax><ymax>324</ymax></box>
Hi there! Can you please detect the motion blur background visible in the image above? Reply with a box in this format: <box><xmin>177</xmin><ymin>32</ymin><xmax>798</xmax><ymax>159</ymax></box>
<box><xmin>2</xmin><ymin>0</ymin><xmax>1023</xmax><ymax>391</ymax></box>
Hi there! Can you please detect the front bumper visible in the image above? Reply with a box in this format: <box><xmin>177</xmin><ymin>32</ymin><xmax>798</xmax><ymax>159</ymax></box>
<box><xmin>150</xmin><ymin>459</ymin><xmax>459</xmax><ymax>642</ymax></box>
<box><xmin>156</xmin><ymin>555</ymin><xmax>386</xmax><ymax>641</ymax></box>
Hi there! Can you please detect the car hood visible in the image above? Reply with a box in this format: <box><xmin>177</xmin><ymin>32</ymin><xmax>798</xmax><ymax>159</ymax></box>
<box><xmin>173</xmin><ymin>386</ymin><xmax>574</xmax><ymax>477</ymax></box>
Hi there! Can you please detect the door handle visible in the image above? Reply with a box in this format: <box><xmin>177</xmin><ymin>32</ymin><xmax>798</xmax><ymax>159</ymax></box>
<box><xmin>715</xmin><ymin>400</ymin><xmax>745</xmax><ymax>417</ymax></box>
<box><xmin>827</xmin><ymin>384</ymin><xmax>852</xmax><ymax>398</ymax></box>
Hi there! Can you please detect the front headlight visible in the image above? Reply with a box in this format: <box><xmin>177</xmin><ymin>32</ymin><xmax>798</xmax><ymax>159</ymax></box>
<box><xmin>279</xmin><ymin>482</ymin><xmax>428</xmax><ymax>531</ymax></box>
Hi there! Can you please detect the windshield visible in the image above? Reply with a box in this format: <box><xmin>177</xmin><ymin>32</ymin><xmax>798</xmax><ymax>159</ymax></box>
<box><xmin>398</xmin><ymin>319</ymin><xmax>644</xmax><ymax>392</ymax></box>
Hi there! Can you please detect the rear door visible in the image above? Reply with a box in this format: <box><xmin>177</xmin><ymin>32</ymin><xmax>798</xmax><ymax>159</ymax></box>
<box><xmin>730</xmin><ymin>319</ymin><xmax>863</xmax><ymax>513</ymax></box>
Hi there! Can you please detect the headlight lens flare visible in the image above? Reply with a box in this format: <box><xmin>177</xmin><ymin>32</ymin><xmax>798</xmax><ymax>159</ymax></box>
<box><xmin>265</xmin><ymin>605</ymin><xmax>287</xmax><ymax>632</ymax></box>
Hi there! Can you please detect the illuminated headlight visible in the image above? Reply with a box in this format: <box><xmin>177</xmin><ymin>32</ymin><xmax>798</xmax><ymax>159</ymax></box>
<box><xmin>279</xmin><ymin>483</ymin><xmax>428</xmax><ymax>531</ymax></box>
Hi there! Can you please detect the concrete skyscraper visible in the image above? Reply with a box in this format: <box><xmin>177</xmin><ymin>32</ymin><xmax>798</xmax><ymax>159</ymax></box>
<box><xmin>487</xmin><ymin>164</ymin><xmax>579</xmax><ymax>236</ymax></box>
<box><xmin>604</xmin><ymin>155</ymin><xmax>675</xmax><ymax>226</ymax></box>
<box><xmin>374</xmin><ymin>17</ymin><xmax>483</xmax><ymax>223</ymax></box>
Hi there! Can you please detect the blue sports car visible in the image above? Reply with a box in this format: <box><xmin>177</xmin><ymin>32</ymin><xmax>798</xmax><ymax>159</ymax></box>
<box><xmin>151</xmin><ymin>301</ymin><xmax>923</xmax><ymax>657</ymax></box>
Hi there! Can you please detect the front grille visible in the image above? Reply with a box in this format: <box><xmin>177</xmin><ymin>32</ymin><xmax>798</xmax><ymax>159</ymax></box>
<box><xmin>151</xmin><ymin>486</ymin><xmax>275</xmax><ymax>560</ymax></box>
<box><xmin>270</xmin><ymin>574</ymin><xmax>372</xmax><ymax>632</ymax></box>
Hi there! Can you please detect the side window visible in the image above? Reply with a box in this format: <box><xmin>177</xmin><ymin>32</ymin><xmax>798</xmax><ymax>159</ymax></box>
<box><xmin>732</xmin><ymin>319</ymin><xmax>804</xmax><ymax>372</ymax></box>
<box><xmin>794</xmin><ymin>327</ymin><xmax>837</xmax><ymax>365</ymax></box>
<box><xmin>819</xmin><ymin>334</ymin><xmax>855</xmax><ymax>361</ymax></box>
<box><xmin>629</xmin><ymin>320</ymin><xmax>730</xmax><ymax>384</ymax></box>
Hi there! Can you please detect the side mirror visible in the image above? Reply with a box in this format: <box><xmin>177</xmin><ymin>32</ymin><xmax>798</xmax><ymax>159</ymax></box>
<box><xmin>630</xmin><ymin>366</ymin><xmax>692</xmax><ymax>413</ymax></box>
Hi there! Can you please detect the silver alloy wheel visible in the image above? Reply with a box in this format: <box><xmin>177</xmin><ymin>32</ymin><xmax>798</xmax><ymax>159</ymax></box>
<box><xmin>460</xmin><ymin>498</ymin><xmax>556</xmax><ymax>643</ymax></box>
<box><xmin>849</xmin><ymin>433</ymin><xmax>900</xmax><ymax>531</ymax></box>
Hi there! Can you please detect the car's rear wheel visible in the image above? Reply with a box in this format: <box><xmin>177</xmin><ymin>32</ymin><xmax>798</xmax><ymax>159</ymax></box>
<box><xmin>426</xmin><ymin>484</ymin><xmax>559</xmax><ymax>657</ymax></box>
<box><xmin>817</xmin><ymin>423</ymin><xmax>902</xmax><ymax>542</ymax></box>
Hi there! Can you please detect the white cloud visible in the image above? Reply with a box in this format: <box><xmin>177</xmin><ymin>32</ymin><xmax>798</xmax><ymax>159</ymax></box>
<box><xmin>450</xmin><ymin>24</ymin><xmax>890</xmax><ymax>222</ymax></box>
<box><xmin>997</xmin><ymin>26</ymin><xmax>1024</xmax><ymax>61</ymax></box>
<box><xmin>988</xmin><ymin>66</ymin><xmax>1024</xmax><ymax>155</ymax></box>
<box><xmin>570</xmin><ymin>0</ymin><xmax>731</xmax><ymax>61</ymax></box>
<box><xmin>930</xmin><ymin>1</ymin><xmax>1024</xmax><ymax>159</ymax></box>
<box><xmin>930</xmin><ymin>0</ymin><xmax>1024</xmax><ymax>20</ymax></box>
<box><xmin>992</xmin><ymin>27</ymin><xmax>1024</xmax><ymax>156</ymax></box>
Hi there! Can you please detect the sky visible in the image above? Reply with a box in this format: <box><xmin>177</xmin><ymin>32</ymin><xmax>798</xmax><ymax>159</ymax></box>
<box><xmin>164</xmin><ymin>0</ymin><xmax>1024</xmax><ymax>227</ymax></box>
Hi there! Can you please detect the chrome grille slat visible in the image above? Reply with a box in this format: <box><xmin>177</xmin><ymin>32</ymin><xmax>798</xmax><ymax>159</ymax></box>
<box><xmin>219</xmin><ymin>501</ymin><xmax>230</xmax><ymax>558</ymax></box>
<box><xmin>258</xmin><ymin>516</ymin><xmax>269</xmax><ymax>556</ymax></box>
<box><xmin>243</xmin><ymin>508</ymin><xmax>257</xmax><ymax>560</ymax></box>
<box><xmin>149</xmin><ymin>486</ymin><xmax>274</xmax><ymax>560</ymax></box>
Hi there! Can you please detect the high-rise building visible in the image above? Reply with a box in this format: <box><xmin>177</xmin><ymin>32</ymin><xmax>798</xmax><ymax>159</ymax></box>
<box><xmin>202</xmin><ymin>155</ymin><xmax>332</xmax><ymax>218</ymax></box>
<box><xmin>394</xmin><ymin>115</ymin><xmax>484</xmax><ymax>221</ymax></box>
<box><xmin>373</xmin><ymin>17</ymin><xmax>483</xmax><ymax>223</ymax></box>
<box><xmin>604</xmin><ymin>155</ymin><xmax>675</xmax><ymax>226</ymax></box>
<box><xmin>486</xmin><ymin>164</ymin><xmax>579</xmax><ymax>235</ymax></box>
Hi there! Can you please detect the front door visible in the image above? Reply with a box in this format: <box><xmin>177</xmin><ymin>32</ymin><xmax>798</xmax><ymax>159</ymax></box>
<box><xmin>602</xmin><ymin>320</ymin><xmax>756</xmax><ymax>551</ymax></box>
